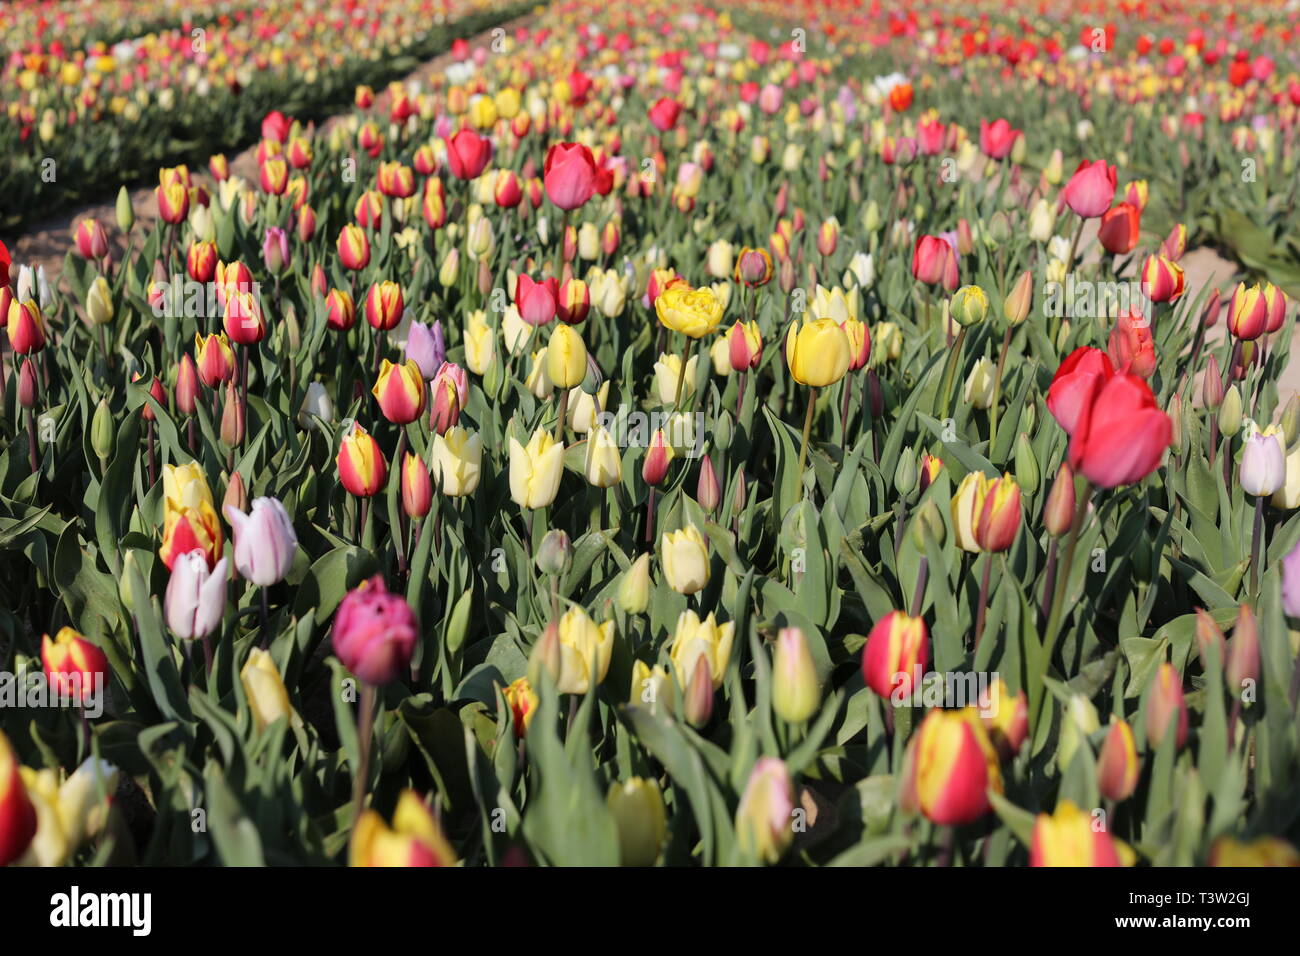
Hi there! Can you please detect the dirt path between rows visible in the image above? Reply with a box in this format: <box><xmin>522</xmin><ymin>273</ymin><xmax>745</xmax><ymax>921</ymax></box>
<box><xmin>8</xmin><ymin>12</ymin><xmax>536</xmax><ymax>290</ymax></box>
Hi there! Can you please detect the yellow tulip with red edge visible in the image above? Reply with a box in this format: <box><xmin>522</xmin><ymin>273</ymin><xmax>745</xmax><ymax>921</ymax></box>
<box><xmin>372</xmin><ymin>359</ymin><xmax>426</xmax><ymax>424</ymax></box>
<box><xmin>900</xmin><ymin>708</ymin><xmax>1002</xmax><ymax>826</ymax></box>
<box><xmin>350</xmin><ymin>790</ymin><xmax>458</xmax><ymax>867</ymax></box>
<box><xmin>159</xmin><ymin>462</ymin><xmax>223</xmax><ymax>569</ymax></box>
<box><xmin>1030</xmin><ymin>799</ymin><xmax>1132</xmax><ymax>866</ymax></box>
<box><xmin>337</xmin><ymin>424</ymin><xmax>387</xmax><ymax>497</ymax></box>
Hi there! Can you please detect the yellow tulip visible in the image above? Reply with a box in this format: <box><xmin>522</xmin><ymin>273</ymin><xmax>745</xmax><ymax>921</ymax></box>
<box><xmin>785</xmin><ymin>317</ymin><xmax>851</xmax><ymax>386</ymax></box>
<box><xmin>546</xmin><ymin>323</ymin><xmax>587</xmax><ymax>389</ymax></box>
<box><xmin>660</xmin><ymin>524</ymin><xmax>711</xmax><ymax>595</ymax></box>
<box><xmin>584</xmin><ymin>425</ymin><xmax>623</xmax><ymax>488</ymax></box>
<box><xmin>668</xmin><ymin>608</ymin><xmax>734</xmax><ymax>689</ymax></box>
<box><xmin>241</xmin><ymin>648</ymin><xmax>300</xmax><ymax>732</ymax></box>
<box><xmin>555</xmin><ymin>606</ymin><xmax>615</xmax><ymax>694</ymax></box>
<box><xmin>431</xmin><ymin>426</ymin><xmax>483</xmax><ymax>497</ymax></box>
<box><xmin>655</xmin><ymin>285</ymin><xmax>724</xmax><ymax>338</ymax></box>
<box><xmin>607</xmin><ymin>778</ymin><xmax>667</xmax><ymax>866</ymax></box>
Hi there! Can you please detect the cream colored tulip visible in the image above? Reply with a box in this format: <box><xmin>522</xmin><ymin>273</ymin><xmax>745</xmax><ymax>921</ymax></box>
<box><xmin>509</xmin><ymin>428</ymin><xmax>565</xmax><ymax>509</ymax></box>
<box><xmin>431</xmin><ymin>426</ymin><xmax>483</xmax><ymax>497</ymax></box>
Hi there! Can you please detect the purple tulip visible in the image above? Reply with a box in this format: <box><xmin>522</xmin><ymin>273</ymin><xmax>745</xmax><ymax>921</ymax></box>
<box><xmin>165</xmin><ymin>551</ymin><xmax>228</xmax><ymax>640</ymax></box>
<box><xmin>406</xmin><ymin>321</ymin><xmax>446</xmax><ymax>379</ymax></box>
<box><xmin>332</xmin><ymin>576</ymin><xmax>417</xmax><ymax>685</ymax></box>
<box><xmin>224</xmin><ymin>497</ymin><xmax>298</xmax><ymax>587</ymax></box>
<box><xmin>1283</xmin><ymin>540</ymin><xmax>1300</xmax><ymax>618</ymax></box>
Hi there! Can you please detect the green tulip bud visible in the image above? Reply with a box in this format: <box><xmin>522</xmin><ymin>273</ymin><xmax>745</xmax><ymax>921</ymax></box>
<box><xmin>713</xmin><ymin>409</ymin><xmax>733</xmax><ymax>452</ymax></box>
<box><xmin>949</xmin><ymin>285</ymin><xmax>989</xmax><ymax>327</ymax></box>
<box><xmin>119</xmin><ymin>550</ymin><xmax>138</xmax><ymax>614</ymax></box>
<box><xmin>1014</xmin><ymin>433</ymin><xmax>1040</xmax><ymax>494</ymax></box>
<box><xmin>894</xmin><ymin>445</ymin><xmax>918</xmax><ymax>497</ymax></box>
<box><xmin>535</xmin><ymin>529</ymin><xmax>572</xmax><ymax>577</ymax></box>
<box><xmin>909</xmin><ymin>499</ymin><xmax>946</xmax><ymax>550</ymax></box>
<box><xmin>116</xmin><ymin>186</ymin><xmax>134</xmax><ymax>234</ymax></box>
<box><xmin>1219</xmin><ymin>386</ymin><xmax>1243</xmax><ymax>437</ymax></box>
<box><xmin>1280</xmin><ymin>395</ymin><xmax>1299</xmax><ymax>449</ymax></box>
<box><xmin>617</xmin><ymin>553</ymin><xmax>651</xmax><ymax>615</ymax></box>
<box><xmin>91</xmin><ymin>398</ymin><xmax>114</xmax><ymax>463</ymax></box>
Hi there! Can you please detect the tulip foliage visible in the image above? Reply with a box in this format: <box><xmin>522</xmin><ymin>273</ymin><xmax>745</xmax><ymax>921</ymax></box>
<box><xmin>3</xmin><ymin>0</ymin><xmax>1300</xmax><ymax>870</ymax></box>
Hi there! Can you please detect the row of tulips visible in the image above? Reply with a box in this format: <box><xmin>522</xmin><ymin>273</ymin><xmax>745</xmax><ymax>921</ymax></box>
<box><xmin>1</xmin><ymin>0</ymin><xmax>529</xmax><ymax>230</ymax></box>
<box><xmin>1</xmin><ymin>0</ymin><xmax>1300</xmax><ymax>866</ymax></box>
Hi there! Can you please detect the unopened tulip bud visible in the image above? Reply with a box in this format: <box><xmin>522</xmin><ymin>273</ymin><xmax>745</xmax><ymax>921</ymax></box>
<box><xmin>1202</xmin><ymin>355</ymin><xmax>1224</xmax><ymax>409</ymax></box>
<box><xmin>1013</xmin><ymin>433</ymin><xmax>1039</xmax><ymax>494</ymax></box>
<box><xmin>1194</xmin><ymin>607</ymin><xmax>1226</xmax><ymax>668</ymax></box>
<box><xmin>536</xmin><ymin>530</ymin><xmax>573</xmax><ymax>577</ymax></box>
<box><xmin>220</xmin><ymin>379</ymin><xmax>245</xmax><ymax>446</ymax></box>
<box><xmin>1219</xmin><ymin>387</ymin><xmax>1243</xmax><ymax>437</ymax></box>
<box><xmin>1145</xmin><ymin>663</ymin><xmax>1189</xmax><ymax>750</ymax></box>
<box><xmin>733</xmin><ymin>466</ymin><xmax>747</xmax><ymax>514</ymax></box>
<box><xmin>910</xmin><ymin>499</ymin><xmax>946</xmax><ymax>550</ymax></box>
<box><xmin>950</xmin><ymin>285</ymin><xmax>989</xmax><ymax>327</ymax></box>
<box><xmin>894</xmin><ymin>446</ymin><xmax>917</xmax><ymax>496</ymax></box>
<box><xmin>1043</xmin><ymin>463</ymin><xmax>1076</xmax><ymax>536</ymax></box>
<box><xmin>115</xmin><ymin>186</ymin><xmax>134</xmax><ymax>233</ymax></box>
<box><xmin>527</xmin><ymin>621</ymin><xmax>562</xmax><ymax>688</ymax></box>
<box><xmin>1097</xmin><ymin>719</ymin><xmax>1140</xmax><ymax>802</ymax></box>
<box><xmin>778</xmin><ymin>257</ymin><xmax>796</xmax><ymax>293</ymax></box>
<box><xmin>1003</xmin><ymin>270</ymin><xmax>1033</xmax><ymax>326</ymax></box>
<box><xmin>772</xmin><ymin>627</ymin><xmax>820</xmax><ymax>723</ymax></box>
<box><xmin>1280</xmin><ymin>395</ymin><xmax>1300</xmax><ymax>449</ymax></box>
<box><xmin>617</xmin><ymin>553</ymin><xmax>652</xmax><ymax>614</ymax></box>
<box><xmin>683</xmin><ymin>655</ymin><xmax>714</xmax><ymax>727</ymax></box>
<box><xmin>224</xmin><ymin>471</ymin><xmax>248</xmax><ymax>517</ymax></box>
<box><xmin>91</xmin><ymin>399</ymin><xmax>114</xmax><ymax>463</ymax></box>
<box><xmin>714</xmin><ymin>410</ymin><xmax>733</xmax><ymax>452</ymax></box>
<box><xmin>401</xmin><ymin>453</ymin><xmax>432</xmax><ymax>520</ymax></box>
<box><xmin>17</xmin><ymin>359</ymin><xmax>37</xmax><ymax>408</ymax></box>
<box><xmin>175</xmin><ymin>355</ymin><xmax>199</xmax><ymax>416</ymax></box>
<box><xmin>607</xmin><ymin>778</ymin><xmax>667</xmax><ymax>867</ymax></box>
<box><xmin>735</xmin><ymin>757</ymin><xmax>796</xmax><ymax>864</ymax></box>
<box><xmin>1227</xmin><ymin>604</ymin><xmax>1259</xmax><ymax>692</ymax></box>
<box><xmin>696</xmin><ymin>455</ymin><xmax>721</xmax><ymax>513</ymax></box>
<box><xmin>119</xmin><ymin>551</ymin><xmax>139</xmax><ymax>613</ymax></box>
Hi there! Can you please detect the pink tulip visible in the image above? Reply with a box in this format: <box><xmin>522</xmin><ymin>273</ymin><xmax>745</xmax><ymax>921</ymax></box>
<box><xmin>332</xmin><ymin>576</ymin><xmax>418</xmax><ymax>685</ymax></box>
<box><xmin>1062</xmin><ymin>160</ymin><xmax>1117</xmax><ymax>219</ymax></box>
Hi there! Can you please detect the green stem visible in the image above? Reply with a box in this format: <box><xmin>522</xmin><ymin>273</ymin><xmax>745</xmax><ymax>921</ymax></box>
<box><xmin>937</xmin><ymin>327</ymin><xmax>968</xmax><ymax>420</ymax></box>
<box><xmin>796</xmin><ymin>387</ymin><xmax>818</xmax><ymax>502</ymax></box>
<box><xmin>988</xmin><ymin>325</ymin><xmax>1013</xmax><ymax>452</ymax></box>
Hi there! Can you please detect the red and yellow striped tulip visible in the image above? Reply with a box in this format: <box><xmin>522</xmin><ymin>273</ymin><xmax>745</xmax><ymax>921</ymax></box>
<box><xmin>0</xmin><ymin>730</ymin><xmax>36</xmax><ymax>866</ymax></box>
<box><xmin>1030</xmin><ymin>799</ymin><xmax>1128</xmax><ymax>866</ymax></box>
<box><xmin>861</xmin><ymin>610</ymin><xmax>928</xmax><ymax>699</ymax></box>
<box><xmin>41</xmin><ymin>627</ymin><xmax>110</xmax><ymax>704</ymax></box>
<box><xmin>901</xmin><ymin>708</ymin><xmax>1002</xmax><ymax>826</ymax></box>
<box><xmin>350</xmin><ymin>790</ymin><xmax>457</xmax><ymax>867</ymax></box>
<box><xmin>337</xmin><ymin>424</ymin><xmax>387</xmax><ymax>497</ymax></box>
<box><xmin>372</xmin><ymin>359</ymin><xmax>426</xmax><ymax>425</ymax></box>
<box><xmin>1097</xmin><ymin>718</ymin><xmax>1140</xmax><ymax>802</ymax></box>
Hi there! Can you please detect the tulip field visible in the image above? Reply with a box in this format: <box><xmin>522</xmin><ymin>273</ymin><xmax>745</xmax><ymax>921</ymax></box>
<box><xmin>4</xmin><ymin>0</ymin><xmax>1300</xmax><ymax>875</ymax></box>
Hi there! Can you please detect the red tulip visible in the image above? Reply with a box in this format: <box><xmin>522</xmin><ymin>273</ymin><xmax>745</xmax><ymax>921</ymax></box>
<box><xmin>1068</xmin><ymin>374</ymin><xmax>1172</xmax><ymax>488</ymax></box>
<box><xmin>1046</xmin><ymin>346</ymin><xmax>1115</xmax><ymax>435</ymax></box>
<box><xmin>543</xmin><ymin>142</ymin><xmax>599</xmax><ymax>211</ymax></box>
<box><xmin>648</xmin><ymin>97</ymin><xmax>683</xmax><ymax>131</ymax></box>
<box><xmin>911</xmin><ymin>235</ymin><xmax>959</xmax><ymax>290</ymax></box>
<box><xmin>978</xmin><ymin>118</ymin><xmax>1019</xmax><ymax>159</ymax></box>
<box><xmin>1097</xmin><ymin>203</ymin><xmax>1140</xmax><ymax>255</ymax></box>
<box><xmin>1061</xmin><ymin>160</ymin><xmax>1117</xmax><ymax>219</ymax></box>
<box><xmin>445</xmin><ymin>129</ymin><xmax>491</xmax><ymax>180</ymax></box>
<box><xmin>1106</xmin><ymin>308</ymin><xmax>1157</xmax><ymax>379</ymax></box>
